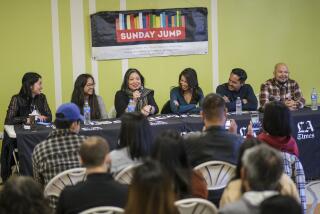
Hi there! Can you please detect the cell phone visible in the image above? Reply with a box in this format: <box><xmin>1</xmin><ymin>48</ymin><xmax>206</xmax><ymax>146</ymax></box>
<box><xmin>225</xmin><ymin>119</ymin><xmax>231</xmax><ymax>130</ymax></box>
<box><xmin>250</xmin><ymin>113</ymin><xmax>261</xmax><ymax>134</ymax></box>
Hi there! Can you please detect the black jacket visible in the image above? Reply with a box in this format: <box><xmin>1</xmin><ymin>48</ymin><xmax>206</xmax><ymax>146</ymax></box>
<box><xmin>4</xmin><ymin>93</ymin><xmax>52</xmax><ymax>125</ymax></box>
<box><xmin>114</xmin><ymin>89</ymin><xmax>159</xmax><ymax>118</ymax></box>
<box><xmin>56</xmin><ymin>173</ymin><xmax>128</xmax><ymax>214</ymax></box>
<box><xmin>184</xmin><ymin>126</ymin><xmax>243</xmax><ymax>167</ymax></box>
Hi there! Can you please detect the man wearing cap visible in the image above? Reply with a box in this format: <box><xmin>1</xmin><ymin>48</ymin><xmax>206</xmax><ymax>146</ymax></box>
<box><xmin>32</xmin><ymin>103</ymin><xmax>87</xmax><ymax>186</ymax></box>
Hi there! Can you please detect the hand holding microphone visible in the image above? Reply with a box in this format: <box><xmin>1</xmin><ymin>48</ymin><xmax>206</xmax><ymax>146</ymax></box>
<box><xmin>133</xmin><ymin>90</ymin><xmax>141</xmax><ymax>101</ymax></box>
<box><xmin>133</xmin><ymin>86</ymin><xmax>144</xmax><ymax>101</ymax></box>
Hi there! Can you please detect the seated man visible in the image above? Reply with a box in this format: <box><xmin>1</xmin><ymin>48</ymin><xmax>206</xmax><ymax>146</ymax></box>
<box><xmin>259</xmin><ymin>63</ymin><xmax>305</xmax><ymax>110</ymax></box>
<box><xmin>219</xmin><ymin>144</ymin><xmax>284</xmax><ymax>214</ymax></box>
<box><xmin>184</xmin><ymin>93</ymin><xmax>243</xmax><ymax>167</ymax></box>
<box><xmin>57</xmin><ymin>136</ymin><xmax>128</xmax><ymax>214</ymax></box>
<box><xmin>32</xmin><ymin>103</ymin><xmax>86</xmax><ymax>186</ymax></box>
<box><xmin>216</xmin><ymin>68</ymin><xmax>257</xmax><ymax>112</ymax></box>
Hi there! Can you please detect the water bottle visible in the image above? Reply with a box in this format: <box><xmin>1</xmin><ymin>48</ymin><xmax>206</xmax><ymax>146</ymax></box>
<box><xmin>236</xmin><ymin>97</ymin><xmax>242</xmax><ymax>115</ymax></box>
<box><xmin>127</xmin><ymin>99</ymin><xmax>136</xmax><ymax>112</ymax></box>
<box><xmin>311</xmin><ymin>88</ymin><xmax>318</xmax><ymax>111</ymax></box>
<box><xmin>83</xmin><ymin>101</ymin><xmax>91</xmax><ymax>125</ymax></box>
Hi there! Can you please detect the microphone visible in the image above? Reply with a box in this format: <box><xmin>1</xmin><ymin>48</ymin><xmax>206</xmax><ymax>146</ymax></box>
<box><xmin>139</xmin><ymin>86</ymin><xmax>144</xmax><ymax>93</ymax></box>
<box><xmin>135</xmin><ymin>86</ymin><xmax>143</xmax><ymax>102</ymax></box>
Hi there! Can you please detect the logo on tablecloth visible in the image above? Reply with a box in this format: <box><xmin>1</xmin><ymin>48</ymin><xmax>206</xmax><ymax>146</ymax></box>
<box><xmin>297</xmin><ymin>120</ymin><xmax>315</xmax><ymax>140</ymax></box>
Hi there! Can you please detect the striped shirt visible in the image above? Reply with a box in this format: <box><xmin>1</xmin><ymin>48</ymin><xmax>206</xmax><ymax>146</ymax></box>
<box><xmin>259</xmin><ymin>78</ymin><xmax>305</xmax><ymax>108</ymax></box>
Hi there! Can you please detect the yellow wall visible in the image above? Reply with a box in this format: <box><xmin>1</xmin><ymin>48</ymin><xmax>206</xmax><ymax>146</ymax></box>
<box><xmin>218</xmin><ymin>0</ymin><xmax>320</xmax><ymax>100</ymax></box>
<box><xmin>1</xmin><ymin>0</ymin><xmax>320</xmax><ymax>132</ymax></box>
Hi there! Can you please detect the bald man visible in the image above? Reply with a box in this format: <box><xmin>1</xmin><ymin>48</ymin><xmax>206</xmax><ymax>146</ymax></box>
<box><xmin>259</xmin><ymin>63</ymin><xmax>305</xmax><ymax>110</ymax></box>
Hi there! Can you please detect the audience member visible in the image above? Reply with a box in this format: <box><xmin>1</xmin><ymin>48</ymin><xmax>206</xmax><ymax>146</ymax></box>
<box><xmin>151</xmin><ymin>130</ymin><xmax>208</xmax><ymax>199</ymax></box>
<box><xmin>216</xmin><ymin>68</ymin><xmax>257</xmax><ymax>112</ymax></box>
<box><xmin>0</xmin><ymin>176</ymin><xmax>52</xmax><ymax>214</ymax></box>
<box><xmin>114</xmin><ymin>68</ymin><xmax>158</xmax><ymax>117</ymax></box>
<box><xmin>247</xmin><ymin>101</ymin><xmax>299</xmax><ymax>156</ymax></box>
<box><xmin>71</xmin><ymin>73</ymin><xmax>108</xmax><ymax>120</ymax></box>
<box><xmin>259</xmin><ymin>63</ymin><xmax>305</xmax><ymax>110</ymax></box>
<box><xmin>109</xmin><ymin>112</ymin><xmax>153</xmax><ymax>173</ymax></box>
<box><xmin>170</xmin><ymin>68</ymin><xmax>204</xmax><ymax>114</ymax></box>
<box><xmin>32</xmin><ymin>103</ymin><xmax>86</xmax><ymax>186</ymax></box>
<box><xmin>219</xmin><ymin>144</ymin><xmax>283</xmax><ymax>214</ymax></box>
<box><xmin>184</xmin><ymin>93</ymin><xmax>243</xmax><ymax>167</ymax></box>
<box><xmin>260</xmin><ymin>195</ymin><xmax>302</xmax><ymax>214</ymax></box>
<box><xmin>220</xmin><ymin>138</ymin><xmax>300</xmax><ymax>208</ymax></box>
<box><xmin>124</xmin><ymin>159</ymin><xmax>179</xmax><ymax>214</ymax></box>
<box><xmin>56</xmin><ymin>136</ymin><xmax>128</xmax><ymax>214</ymax></box>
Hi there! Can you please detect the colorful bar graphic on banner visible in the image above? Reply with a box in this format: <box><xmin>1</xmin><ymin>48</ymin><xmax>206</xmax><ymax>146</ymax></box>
<box><xmin>115</xmin><ymin>11</ymin><xmax>186</xmax><ymax>42</ymax></box>
<box><xmin>90</xmin><ymin>7</ymin><xmax>208</xmax><ymax>60</ymax></box>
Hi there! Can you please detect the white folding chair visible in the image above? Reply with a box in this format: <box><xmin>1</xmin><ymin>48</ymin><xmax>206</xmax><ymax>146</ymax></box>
<box><xmin>44</xmin><ymin>167</ymin><xmax>86</xmax><ymax>198</ymax></box>
<box><xmin>79</xmin><ymin>206</ymin><xmax>124</xmax><ymax>214</ymax></box>
<box><xmin>175</xmin><ymin>198</ymin><xmax>218</xmax><ymax>214</ymax></box>
<box><xmin>194</xmin><ymin>161</ymin><xmax>236</xmax><ymax>190</ymax></box>
<box><xmin>114</xmin><ymin>164</ymin><xmax>140</xmax><ymax>184</ymax></box>
<box><xmin>306</xmin><ymin>180</ymin><xmax>320</xmax><ymax>214</ymax></box>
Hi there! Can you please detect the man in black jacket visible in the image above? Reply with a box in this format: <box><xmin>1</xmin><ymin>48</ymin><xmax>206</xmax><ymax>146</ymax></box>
<box><xmin>184</xmin><ymin>93</ymin><xmax>243</xmax><ymax>167</ymax></box>
<box><xmin>56</xmin><ymin>136</ymin><xmax>128</xmax><ymax>214</ymax></box>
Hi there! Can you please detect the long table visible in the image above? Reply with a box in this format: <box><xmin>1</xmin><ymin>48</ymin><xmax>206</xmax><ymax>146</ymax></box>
<box><xmin>15</xmin><ymin>108</ymin><xmax>320</xmax><ymax>180</ymax></box>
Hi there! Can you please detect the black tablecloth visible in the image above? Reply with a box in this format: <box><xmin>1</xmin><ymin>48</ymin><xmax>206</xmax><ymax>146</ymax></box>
<box><xmin>15</xmin><ymin>109</ymin><xmax>320</xmax><ymax>180</ymax></box>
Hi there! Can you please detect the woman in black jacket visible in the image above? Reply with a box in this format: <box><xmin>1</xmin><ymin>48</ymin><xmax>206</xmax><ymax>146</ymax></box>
<box><xmin>5</xmin><ymin>72</ymin><xmax>52</xmax><ymax>125</ymax></box>
<box><xmin>114</xmin><ymin>68</ymin><xmax>158</xmax><ymax>118</ymax></box>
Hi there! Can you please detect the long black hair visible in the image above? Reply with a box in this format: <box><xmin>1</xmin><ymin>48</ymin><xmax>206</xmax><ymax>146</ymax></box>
<box><xmin>71</xmin><ymin>73</ymin><xmax>101</xmax><ymax>120</ymax></box>
<box><xmin>151</xmin><ymin>130</ymin><xmax>192</xmax><ymax>198</ymax></box>
<box><xmin>121</xmin><ymin>68</ymin><xmax>145</xmax><ymax>91</ymax></box>
<box><xmin>178</xmin><ymin>68</ymin><xmax>202</xmax><ymax>102</ymax></box>
<box><xmin>118</xmin><ymin>112</ymin><xmax>153</xmax><ymax>159</ymax></box>
<box><xmin>263</xmin><ymin>101</ymin><xmax>292</xmax><ymax>137</ymax></box>
<box><xmin>19</xmin><ymin>72</ymin><xmax>41</xmax><ymax>101</ymax></box>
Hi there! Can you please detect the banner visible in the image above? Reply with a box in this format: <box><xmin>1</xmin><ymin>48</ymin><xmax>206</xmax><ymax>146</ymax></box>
<box><xmin>90</xmin><ymin>7</ymin><xmax>208</xmax><ymax>60</ymax></box>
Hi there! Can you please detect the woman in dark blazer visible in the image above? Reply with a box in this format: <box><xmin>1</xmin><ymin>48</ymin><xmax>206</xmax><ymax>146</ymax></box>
<box><xmin>114</xmin><ymin>68</ymin><xmax>158</xmax><ymax>118</ymax></box>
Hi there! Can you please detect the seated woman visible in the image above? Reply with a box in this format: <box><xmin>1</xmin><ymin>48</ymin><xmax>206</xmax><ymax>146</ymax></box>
<box><xmin>109</xmin><ymin>112</ymin><xmax>153</xmax><ymax>174</ymax></box>
<box><xmin>247</xmin><ymin>101</ymin><xmax>299</xmax><ymax>157</ymax></box>
<box><xmin>5</xmin><ymin>72</ymin><xmax>52</xmax><ymax>125</ymax></box>
<box><xmin>219</xmin><ymin>138</ymin><xmax>300</xmax><ymax>208</ymax></box>
<box><xmin>114</xmin><ymin>68</ymin><xmax>158</xmax><ymax>118</ymax></box>
<box><xmin>71</xmin><ymin>73</ymin><xmax>108</xmax><ymax>120</ymax></box>
<box><xmin>151</xmin><ymin>130</ymin><xmax>208</xmax><ymax>199</ymax></box>
<box><xmin>170</xmin><ymin>68</ymin><xmax>204</xmax><ymax>114</ymax></box>
<box><xmin>124</xmin><ymin>160</ymin><xmax>178</xmax><ymax>214</ymax></box>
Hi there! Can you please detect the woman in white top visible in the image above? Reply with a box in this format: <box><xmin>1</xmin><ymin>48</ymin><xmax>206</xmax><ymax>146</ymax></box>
<box><xmin>109</xmin><ymin>112</ymin><xmax>153</xmax><ymax>173</ymax></box>
<box><xmin>71</xmin><ymin>73</ymin><xmax>107</xmax><ymax>120</ymax></box>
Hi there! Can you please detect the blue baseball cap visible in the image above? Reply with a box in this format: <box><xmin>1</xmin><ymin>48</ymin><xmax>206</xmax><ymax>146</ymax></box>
<box><xmin>55</xmin><ymin>103</ymin><xmax>84</xmax><ymax>122</ymax></box>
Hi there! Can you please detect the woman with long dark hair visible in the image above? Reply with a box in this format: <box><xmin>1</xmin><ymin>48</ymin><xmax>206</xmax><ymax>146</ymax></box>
<box><xmin>151</xmin><ymin>130</ymin><xmax>208</xmax><ymax>199</ymax></box>
<box><xmin>5</xmin><ymin>72</ymin><xmax>52</xmax><ymax>125</ymax></box>
<box><xmin>170</xmin><ymin>68</ymin><xmax>204</xmax><ymax>114</ymax></box>
<box><xmin>109</xmin><ymin>112</ymin><xmax>153</xmax><ymax>173</ymax></box>
<box><xmin>124</xmin><ymin>160</ymin><xmax>178</xmax><ymax>214</ymax></box>
<box><xmin>71</xmin><ymin>73</ymin><xmax>107</xmax><ymax>120</ymax></box>
<box><xmin>114</xmin><ymin>68</ymin><xmax>158</xmax><ymax>118</ymax></box>
<box><xmin>248</xmin><ymin>101</ymin><xmax>299</xmax><ymax>156</ymax></box>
